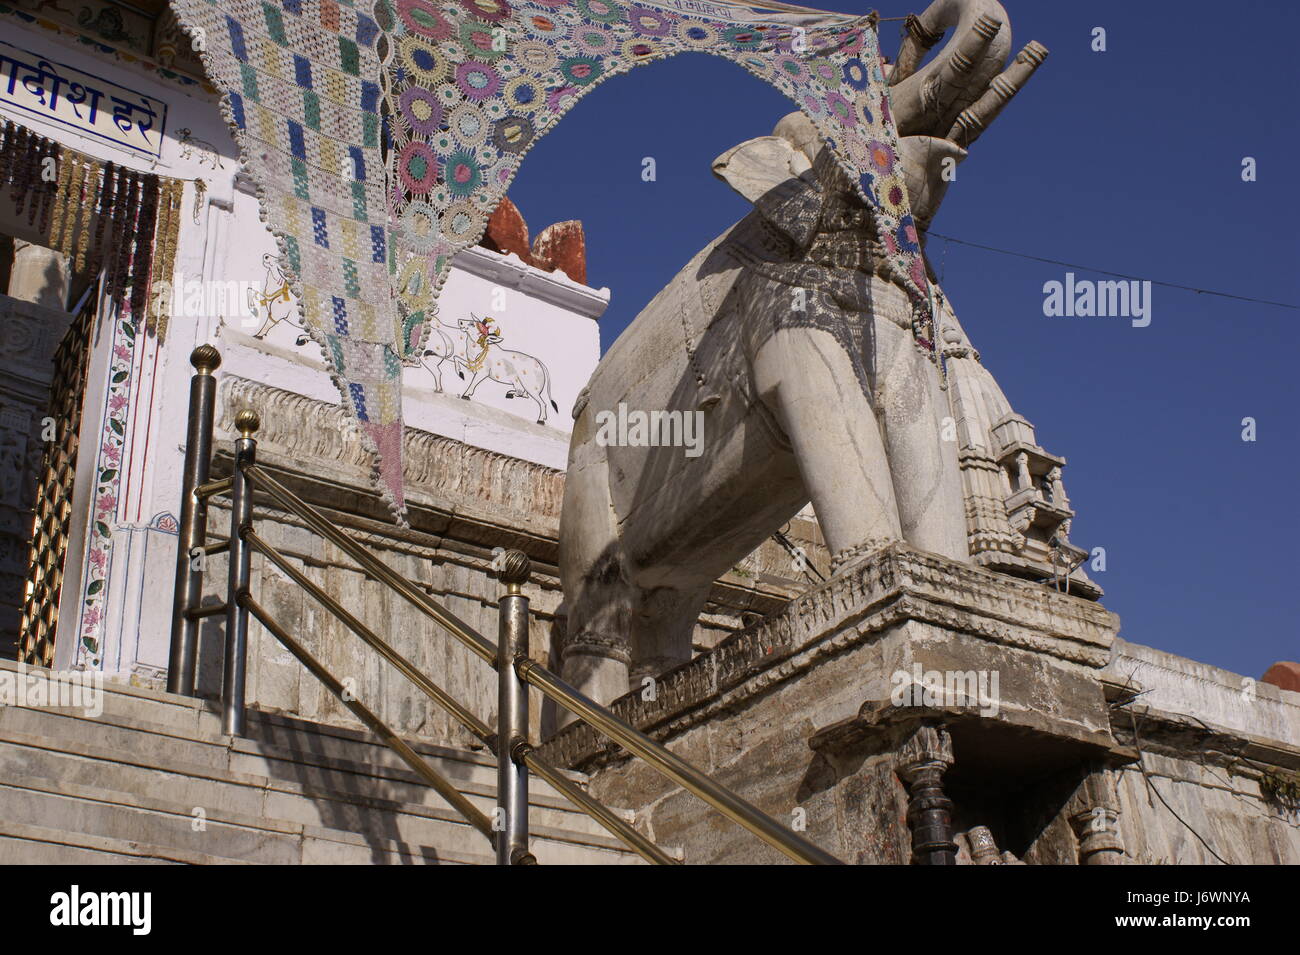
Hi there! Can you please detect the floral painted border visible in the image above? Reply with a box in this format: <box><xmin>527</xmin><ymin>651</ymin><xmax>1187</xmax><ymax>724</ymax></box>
<box><xmin>75</xmin><ymin>308</ymin><xmax>137</xmax><ymax>668</ymax></box>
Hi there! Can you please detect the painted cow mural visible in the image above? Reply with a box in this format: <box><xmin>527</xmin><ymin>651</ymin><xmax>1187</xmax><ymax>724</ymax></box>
<box><xmin>421</xmin><ymin>313</ymin><xmax>560</xmax><ymax>424</ymax></box>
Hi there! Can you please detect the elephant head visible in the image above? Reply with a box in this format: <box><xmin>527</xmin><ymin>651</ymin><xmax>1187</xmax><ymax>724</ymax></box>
<box><xmin>713</xmin><ymin>0</ymin><xmax>1048</xmax><ymax>237</ymax></box>
<box><xmin>709</xmin><ymin>120</ymin><xmax>826</xmax><ymax>249</ymax></box>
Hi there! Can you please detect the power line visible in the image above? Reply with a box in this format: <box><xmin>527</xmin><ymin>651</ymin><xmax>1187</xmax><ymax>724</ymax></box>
<box><xmin>1123</xmin><ymin>701</ymin><xmax>1232</xmax><ymax>865</ymax></box>
<box><xmin>928</xmin><ymin>232</ymin><xmax>1300</xmax><ymax>312</ymax></box>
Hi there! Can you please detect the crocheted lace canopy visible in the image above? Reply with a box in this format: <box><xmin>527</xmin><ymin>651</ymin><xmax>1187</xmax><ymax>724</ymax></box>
<box><xmin>171</xmin><ymin>0</ymin><xmax>930</xmax><ymax>520</ymax></box>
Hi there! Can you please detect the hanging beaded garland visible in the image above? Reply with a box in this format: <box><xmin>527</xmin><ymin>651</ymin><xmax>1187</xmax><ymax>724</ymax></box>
<box><xmin>148</xmin><ymin>179</ymin><xmax>186</xmax><ymax>340</ymax></box>
<box><xmin>0</xmin><ymin>120</ymin><xmax>183</xmax><ymax>325</ymax></box>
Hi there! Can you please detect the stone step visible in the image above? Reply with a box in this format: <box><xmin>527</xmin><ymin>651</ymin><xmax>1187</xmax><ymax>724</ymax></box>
<box><xmin>0</xmin><ymin>727</ymin><xmax>635</xmax><ymax>852</ymax></box>
<box><xmin>0</xmin><ymin>818</ymin><xmax>242</xmax><ymax>865</ymax></box>
<box><xmin>0</xmin><ymin>772</ymin><xmax>306</xmax><ymax>864</ymax></box>
<box><xmin>0</xmin><ymin>660</ymin><xmax>560</xmax><ymax>794</ymax></box>
<box><xmin>0</xmin><ymin>705</ymin><xmax>623</xmax><ymax>839</ymax></box>
<box><xmin>0</xmin><ymin>659</ymin><xmax>648</xmax><ymax>864</ymax></box>
<box><xmin>0</xmin><ymin>657</ymin><xmax>635</xmax><ymax>836</ymax></box>
<box><xmin>0</xmin><ymin>760</ymin><xmax>641</xmax><ymax>865</ymax></box>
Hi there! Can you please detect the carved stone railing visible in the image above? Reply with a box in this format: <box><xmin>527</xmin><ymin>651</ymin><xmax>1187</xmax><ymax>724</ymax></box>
<box><xmin>540</xmin><ymin>541</ymin><xmax>1120</xmax><ymax>772</ymax></box>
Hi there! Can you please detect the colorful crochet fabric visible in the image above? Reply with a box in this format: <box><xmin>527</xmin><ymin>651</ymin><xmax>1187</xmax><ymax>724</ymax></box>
<box><xmin>171</xmin><ymin>0</ymin><xmax>932</xmax><ymax>520</ymax></box>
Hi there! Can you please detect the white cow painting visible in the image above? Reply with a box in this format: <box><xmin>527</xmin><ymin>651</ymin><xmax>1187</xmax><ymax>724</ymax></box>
<box><xmin>421</xmin><ymin>313</ymin><xmax>558</xmax><ymax>425</ymax></box>
<box><xmin>247</xmin><ymin>254</ymin><xmax>308</xmax><ymax>345</ymax></box>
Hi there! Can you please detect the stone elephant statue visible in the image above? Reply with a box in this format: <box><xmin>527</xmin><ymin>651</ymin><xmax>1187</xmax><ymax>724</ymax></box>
<box><xmin>556</xmin><ymin>0</ymin><xmax>1048</xmax><ymax>709</ymax></box>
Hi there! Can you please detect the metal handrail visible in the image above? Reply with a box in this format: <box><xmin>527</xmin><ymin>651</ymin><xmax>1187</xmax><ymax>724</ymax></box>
<box><xmin>244</xmin><ymin>526</ymin><xmax>675</xmax><ymax>864</ymax></box>
<box><xmin>239</xmin><ymin>463</ymin><xmax>838</xmax><ymax>865</ymax></box>
<box><xmin>518</xmin><ymin>746</ymin><xmax>677</xmax><ymax>865</ymax></box>
<box><xmin>166</xmin><ymin>347</ymin><xmax>843</xmax><ymax>865</ymax></box>
<box><xmin>245</xmin><ymin>527</ymin><xmax>493</xmax><ymax>747</ymax></box>
<box><xmin>194</xmin><ymin>476</ymin><xmax>232</xmax><ymax>500</ymax></box>
<box><xmin>518</xmin><ymin>660</ymin><xmax>843</xmax><ymax>865</ymax></box>
<box><xmin>244</xmin><ymin>464</ymin><xmax>497</xmax><ymax>665</ymax></box>
<box><xmin>240</xmin><ymin>591</ymin><xmax>498</xmax><ymax>844</ymax></box>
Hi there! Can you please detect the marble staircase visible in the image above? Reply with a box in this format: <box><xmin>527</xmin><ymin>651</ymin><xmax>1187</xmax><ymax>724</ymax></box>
<box><xmin>0</xmin><ymin>658</ymin><xmax>647</xmax><ymax>865</ymax></box>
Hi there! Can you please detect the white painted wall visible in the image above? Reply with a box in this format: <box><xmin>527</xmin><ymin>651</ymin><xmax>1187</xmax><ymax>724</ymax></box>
<box><xmin>2</xmin><ymin>19</ymin><xmax>607</xmax><ymax>680</ymax></box>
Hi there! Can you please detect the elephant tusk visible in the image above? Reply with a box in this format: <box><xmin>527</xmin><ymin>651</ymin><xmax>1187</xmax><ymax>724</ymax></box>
<box><xmin>946</xmin><ymin>40</ymin><xmax>1048</xmax><ymax>148</ymax></box>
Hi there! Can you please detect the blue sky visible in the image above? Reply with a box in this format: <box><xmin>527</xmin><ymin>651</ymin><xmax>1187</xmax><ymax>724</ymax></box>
<box><xmin>507</xmin><ymin>0</ymin><xmax>1299</xmax><ymax>678</ymax></box>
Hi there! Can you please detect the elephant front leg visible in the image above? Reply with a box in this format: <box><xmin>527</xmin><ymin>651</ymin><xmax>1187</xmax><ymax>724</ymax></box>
<box><xmin>754</xmin><ymin>327</ymin><xmax>903</xmax><ymax>570</ymax></box>
<box><xmin>555</xmin><ymin>448</ymin><xmax>635</xmax><ymax>730</ymax></box>
<box><xmin>873</xmin><ymin>318</ymin><xmax>969</xmax><ymax>562</ymax></box>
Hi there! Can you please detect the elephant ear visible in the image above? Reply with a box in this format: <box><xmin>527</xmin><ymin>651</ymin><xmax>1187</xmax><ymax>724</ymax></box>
<box><xmin>712</xmin><ymin>135</ymin><xmax>823</xmax><ymax>248</ymax></box>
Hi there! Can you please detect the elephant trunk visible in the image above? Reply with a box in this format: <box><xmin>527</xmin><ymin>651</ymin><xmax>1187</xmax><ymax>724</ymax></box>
<box><xmin>897</xmin><ymin>136</ymin><xmax>967</xmax><ymax>231</ymax></box>
<box><xmin>946</xmin><ymin>41</ymin><xmax>1049</xmax><ymax>147</ymax></box>
<box><xmin>891</xmin><ymin>12</ymin><xmax>946</xmax><ymax>86</ymax></box>
<box><xmin>887</xmin><ymin>0</ymin><xmax>1013</xmax><ymax>139</ymax></box>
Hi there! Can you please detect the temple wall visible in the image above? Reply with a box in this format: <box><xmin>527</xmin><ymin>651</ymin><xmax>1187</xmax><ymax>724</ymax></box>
<box><xmin>0</xmin><ymin>11</ymin><xmax>617</xmax><ymax>687</ymax></box>
<box><xmin>1114</xmin><ymin>754</ymin><xmax>1298</xmax><ymax>865</ymax></box>
<box><xmin>1104</xmin><ymin>639</ymin><xmax>1300</xmax><ymax>865</ymax></box>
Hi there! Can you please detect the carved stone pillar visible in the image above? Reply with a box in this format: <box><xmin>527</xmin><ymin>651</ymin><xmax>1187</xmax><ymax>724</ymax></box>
<box><xmin>1014</xmin><ymin>452</ymin><xmax>1031</xmax><ymax>493</ymax></box>
<box><xmin>7</xmin><ymin>242</ymin><xmax>69</xmax><ymax>310</ymax></box>
<box><xmin>896</xmin><ymin>723</ymin><xmax>957</xmax><ymax>865</ymax></box>
<box><xmin>1046</xmin><ymin>466</ymin><xmax>1064</xmax><ymax>505</ymax></box>
<box><xmin>1067</xmin><ymin>767</ymin><xmax>1126</xmax><ymax>865</ymax></box>
<box><xmin>1070</xmin><ymin>806</ymin><xmax>1123</xmax><ymax>864</ymax></box>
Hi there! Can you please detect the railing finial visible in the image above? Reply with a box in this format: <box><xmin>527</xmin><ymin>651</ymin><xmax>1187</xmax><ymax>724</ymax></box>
<box><xmin>168</xmin><ymin>345</ymin><xmax>221</xmax><ymax>697</ymax></box>
<box><xmin>498</xmin><ymin>549</ymin><xmax>530</xmax><ymax>593</ymax></box>
<box><xmin>235</xmin><ymin>408</ymin><xmax>261</xmax><ymax>437</ymax></box>
<box><xmin>190</xmin><ymin>344</ymin><xmax>222</xmax><ymax>374</ymax></box>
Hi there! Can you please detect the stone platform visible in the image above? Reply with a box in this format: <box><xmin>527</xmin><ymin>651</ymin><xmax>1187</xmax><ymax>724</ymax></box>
<box><xmin>540</xmin><ymin>542</ymin><xmax>1129</xmax><ymax>863</ymax></box>
<box><xmin>541</xmin><ymin>542</ymin><xmax>1300</xmax><ymax>864</ymax></box>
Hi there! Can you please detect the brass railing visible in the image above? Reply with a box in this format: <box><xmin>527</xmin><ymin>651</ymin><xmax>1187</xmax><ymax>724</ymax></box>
<box><xmin>168</xmin><ymin>346</ymin><xmax>842</xmax><ymax>866</ymax></box>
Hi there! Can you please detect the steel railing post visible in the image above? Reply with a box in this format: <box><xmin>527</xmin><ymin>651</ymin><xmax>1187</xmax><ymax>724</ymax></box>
<box><xmin>221</xmin><ymin>409</ymin><xmax>259</xmax><ymax>737</ymax></box>
<box><xmin>167</xmin><ymin>345</ymin><xmax>221</xmax><ymax>696</ymax></box>
<box><xmin>496</xmin><ymin>550</ymin><xmax>534</xmax><ymax>865</ymax></box>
